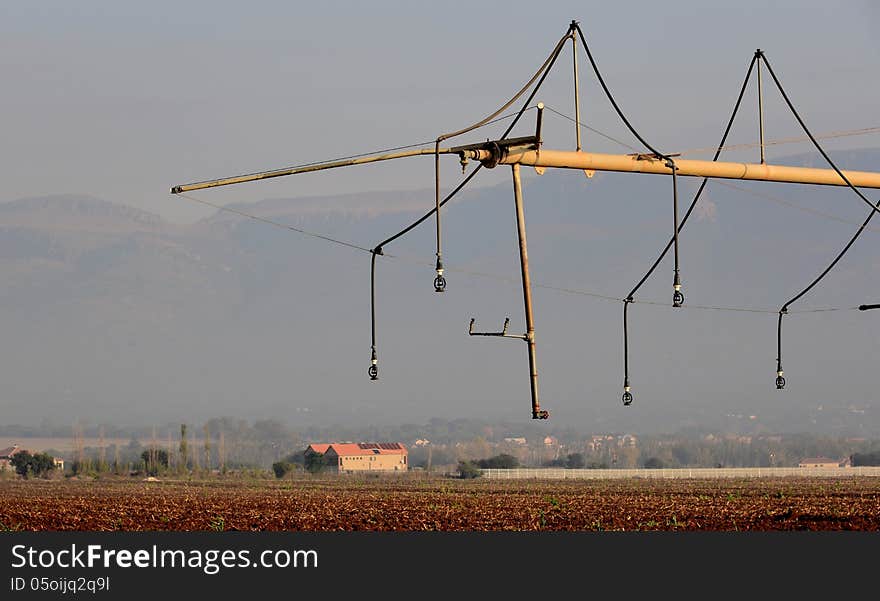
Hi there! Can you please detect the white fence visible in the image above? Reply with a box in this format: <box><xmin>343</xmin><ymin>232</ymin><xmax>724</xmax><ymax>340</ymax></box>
<box><xmin>479</xmin><ymin>467</ymin><xmax>880</xmax><ymax>480</ymax></box>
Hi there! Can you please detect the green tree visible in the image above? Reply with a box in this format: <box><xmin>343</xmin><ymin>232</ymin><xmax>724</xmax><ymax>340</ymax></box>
<box><xmin>852</xmin><ymin>451</ymin><xmax>880</xmax><ymax>466</ymax></box>
<box><xmin>11</xmin><ymin>451</ymin><xmax>56</xmax><ymax>478</ymax></box>
<box><xmin>179</xmin><ymin>424</ymin><xmax>189</xmax><ymax>472</ymax></box>
<box><xmin>476</xmin><ymin>454</ymin><xmax>519</xmax><ymax>469</ymax></box>
<box><xmin>141</xmin><ymin>449</ymin><xmax>169</xmax><ymax>476</ymax></box>
<box><xmin>457</xmin><ymin>460</ymin><xmax>482</xmax><ymax>479</ymax></box>
<box><xmin>304</xmin><ymin>452</ymin><xmax>326</xmax><ymax>474</ymax></box>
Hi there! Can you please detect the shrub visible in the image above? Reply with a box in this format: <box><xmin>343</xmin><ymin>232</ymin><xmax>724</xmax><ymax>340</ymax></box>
<box><xmin>272</xmin><ymin>461</ymin><xmax>295</xmax><ymax>479</ymax></box>
<box><xmin>457</xmin><ymin>460</ymin><xmax>482</xmax><ymax>479</ymax></box>
<box><xmin>476</xmin><ymin>454</ymin><xmax>519</xmax><ymax>469</ymax></box>
<box><xmin>643</xmin><ymin>457</ymin><xmax>665</xmax><ymax>469</ymax></box>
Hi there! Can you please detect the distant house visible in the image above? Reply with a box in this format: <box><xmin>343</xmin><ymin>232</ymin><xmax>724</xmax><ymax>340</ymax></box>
<box><xmin>504</xmin><ymin>437</ymin><xmax>527</xmax><ymax>446</ymax></box>
<box><xmin>798</xmin><ymin>457</ymin><xmax>847</xmax><ymax>468</ymax></box>
<box><xmin>0</xmin><ymin>445</ymin><xmax>63</xmax><ymax>472</ymax></box>
<box><xmin>305</xmin><ymin>444</ymin><xmax>332</xmax><ymax>455</ymax></box>
<box><xmin>0</xmin><ymin>445</ymin><xmax>22</xmax><ymax>471</ymax></box>
<box><xmin>618</xmin><ymin>434</ymin><xmax>638</xmax><ymax>448</ymax></box>
<box><xmin>307</xmin><ymin>443</ymin><xmax>408</xmax><ymax>472</ymax></box>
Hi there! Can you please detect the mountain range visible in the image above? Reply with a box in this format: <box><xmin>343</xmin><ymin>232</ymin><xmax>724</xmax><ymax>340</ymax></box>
<box><xmin>1</xmin><ymin>148</ymin><xmax>878</xmax><ymax>435</ymax></box>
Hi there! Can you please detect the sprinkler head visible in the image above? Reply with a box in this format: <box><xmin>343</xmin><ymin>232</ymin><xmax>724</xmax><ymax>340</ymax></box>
<box><xmin>369</xmin><ymin>350</ymin><xmax>378</xmax><ymax>381</ymax></box>
<box><xmin>622</xmin><ymin>386</ymin><xmax>633</xmax><ymax>406</ymax></box>
<box><xmin>775</xmin><ymin>370</ymin><xmax>785</xmax><ymax>390</ymax></box>
<box><xmin>672</xmin><ymin>284</ymin><xmax>684</xmax><ymax>308</ymax></box>
<box><xmin>434</xmin><ymin>259</ymin><xmax>446</xmax><ymax>293</ymax></box>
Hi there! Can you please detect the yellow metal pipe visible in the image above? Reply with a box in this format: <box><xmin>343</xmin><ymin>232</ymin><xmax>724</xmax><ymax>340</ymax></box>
<box><xmin>173</xmin><ymin>141</ymin><xmax>880</xmax><ymax>196</ymax></box>
<box><xmin>486</xmin><ymin>148</ymin><xmax>880</xmax><ymax>189</ymax></box>
<box><xmin>171</xmin><ymin>147</ymin><xmax>449</xmax><ymax>194</ymax></box>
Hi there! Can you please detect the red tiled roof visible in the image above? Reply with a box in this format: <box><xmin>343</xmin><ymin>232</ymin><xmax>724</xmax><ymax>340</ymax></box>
<box><xmin>0</xmin><ymin>446</ymin><xmax>22</xmax><ymax>458</ymax></box>
<box><xmin>306</xmin><ymin>444</ymin><xmax>332</xmax><ymax>454</ymax></box>
<box><xmin>323</xmin><ymin>442</ymin><xmax>407</xmax><ymax>457</ymax></box>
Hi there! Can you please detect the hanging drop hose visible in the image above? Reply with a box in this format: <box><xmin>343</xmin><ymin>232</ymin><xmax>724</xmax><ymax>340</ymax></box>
<box><xmin>367</xmin><ymin>166</ymin><xmax>481</xmax><ymax>380</ymax></box>
<box><xmin>617</xmin><ymin>54</ymin><xmax>758</xmax><ymax>405</ymax></box>
<box><xmin>758</xmin><ymin>51</ymin><xmax>880</xmax><ymax>388</ymax></box>
<box><xmin>573</xmin><ymin>23</ymin><xmax>686</xmax><ymax>311</ymax></box>
<box><xmin>775</xmin><ymin>310</ymin><xmax>785</xmax><ymax>389</ymax></box>
<box><xmin>775</xmin><ymin>195</ymin><xmax>880</xmax><ymax>388</ymax></box>
<box><xmin>669</xmin><ymin>159</ymin><xmax>684</xmax><ymax>307</ymax></box>
<box><xmin>622</xmin><ymin>299</ymin><xmax>633</xmax><ymax>405</ymax></box>
<box><xmin>369</xmin><ymin>248</ymin><xmax>380</xmax><ymax>380</ymax></box>
<box><xmin>430</xmin><ymin>27</ymin><xmax>572</xmax><ymax>293</ymax></box>
<box><xmin>367</xmin><ymin>26</ymin><xmax>572</xmax><ymax>379</ymax></box>
<box><xmin>433</xmin><ymin>142</ymin><xmax>445</xmax><ymax>292</ymax></box>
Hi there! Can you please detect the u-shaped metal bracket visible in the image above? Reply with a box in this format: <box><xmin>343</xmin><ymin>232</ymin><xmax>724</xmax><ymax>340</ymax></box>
<box><xmin>468</xmin><ymin>317</ymin><xmax>527</xmax><ymax>340</ymax></box>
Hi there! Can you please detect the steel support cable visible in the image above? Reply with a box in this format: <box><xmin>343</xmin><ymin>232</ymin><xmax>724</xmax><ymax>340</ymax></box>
<box><xmin>676</xmin><ymin>125</ymin><xmax>880</xmax><ymax>158</ymax></box>
<box><xmin>431</xmin><ymin>28</ymin><xmax>573</xmax><ymax>293</ymax></box>
<box><xmin>715</xmin><ymin>180</ymin><xmax>880</xmax><ymax>233</ymax></box>
<box><xmin>174</xmin><ymin>193</ymin><xmax>862</xmax><ymax>312</ymax></box>
<box><xmin>179</xmin><ymin>188</ymin><xmax>858</xmax><ymax>348</ymax></box>
<box><xmin>619</xmin><ymin>55</ymin><xmax>757</xmax><ymax>405</ymax></box>
<box><xmin>544</xmin><ymin>103</ymin><xmax>880</xmax><ymax>158</ymax></box>
<box><xmin>542</xmin><ymin>105</ymin><xmax>640</xmax><ymax>152</ymax></box>
<box><xmin>369</xmin><ymin>27</ymin><xmax>571</xmax><ymax>381</ymax></box>
<box><xmin>757</xmin><ymin>52</ymin><xmax>880</xmax><ymax>389</ymax></box>
<box><xmin>176</xmin><ymin>192</ymin><xmax>374</xmax><ymax>253</ymax></box>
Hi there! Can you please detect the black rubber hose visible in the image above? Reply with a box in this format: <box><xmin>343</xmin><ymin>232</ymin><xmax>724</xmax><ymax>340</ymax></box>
<box><xmin>369</xmin><ymin>26</ymin><xmax>571</xmax><ymax>379</ymax></box>
<box><xmin>760</xmin><ymin>51</ymin><xmax>880</xmax><ymax>385</ymax></box>
<box><xmin>621</xmin><ymin>54</ymin><xmax>757</xmax><ymax>399</ymax></box>
<box><xmin>760</xmin><ymin>52</ymin><xmax>880</xmax><ymax>218</ymax></box>
<box><xmin>776</xmin><ymin>194</ymin><xmax>880</xmax><ymax>383</ymax></box>
<box><xmin>626</xmin><ymin>54</ymin><xmax>757</xmax><ymax>300</ymax></box>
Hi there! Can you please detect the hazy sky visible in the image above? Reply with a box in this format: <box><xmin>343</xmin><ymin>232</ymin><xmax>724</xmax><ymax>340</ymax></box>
<box><xmin>3</xmin><ymin>1</ymin><xmax>880</xmax><ymax>222</ymax></box>
<box><xmin>2</xmin><ymin>2</ymin><xmax>879</xmax><ymax>431</ymax></box>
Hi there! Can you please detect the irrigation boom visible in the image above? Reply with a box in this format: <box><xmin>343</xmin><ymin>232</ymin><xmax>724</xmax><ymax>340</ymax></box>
<box><xmin>172</xmin><ymin>139</ymin><xmax>880</xmax><ymax>195</ymax></box>
<box><xmin>169</xmin><ymin>19</ymin><xmax>880</xmax><ymax>420</ymax></box>
<box><xmin>170</xmin><ymin>133</ymin><xmax>880</xmax><ymax>420</ymax></box>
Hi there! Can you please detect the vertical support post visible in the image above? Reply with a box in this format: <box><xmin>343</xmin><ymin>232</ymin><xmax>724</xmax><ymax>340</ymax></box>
<box><xmin>571</xmin><ymin>27</ymin><xmax>582</xmax><ymax>152</ymax></box>
<box><xmin>757</xmin><ymin>50</ymin><xmax>766</xmax><ymax>164</ymax></box>
<box><xmin>535</xmin><ymin>102</ymin><xmax>545</xmax><ymax>148</ymax></box>
<box><xmin>511</xmin><ymin>164</ymin><xmax>548</xmax><ymax>419</ymax></box>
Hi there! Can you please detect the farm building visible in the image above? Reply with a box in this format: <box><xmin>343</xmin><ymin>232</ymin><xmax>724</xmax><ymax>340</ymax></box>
<box><xmin>0</xmin><ymin>445</ymin><xmax>64</xmax><ymax>471</ymax></box>
<box><xmin>798</xmin><ymin>457</ymin><xmax>848</xmax><ymax>468</ymax></box>
<box><xmin>307</xmin><ymin>442</ymin><xmax>408</xmax><ymax>472</ymax></box>
<box><xmin>306</xmin><ymin>444</ymin><xmax>332</xmax><ymax>455</ymax></box>
<box><xmin>0</xmin><ymin>445</ymin><xmax>23</xmax><ymax>471</ymax></box>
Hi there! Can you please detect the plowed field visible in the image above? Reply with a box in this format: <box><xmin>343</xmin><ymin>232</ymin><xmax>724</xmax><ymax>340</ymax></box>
<box><xmin>2</xmin><ymin>476</ymin><xmax>879</xmax><ymax>531</ymax></box>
